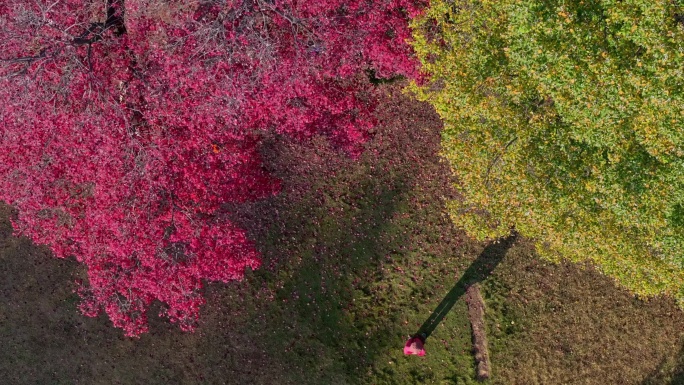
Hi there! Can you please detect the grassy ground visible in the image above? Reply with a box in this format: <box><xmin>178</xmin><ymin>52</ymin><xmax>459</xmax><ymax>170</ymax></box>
<box><xmin>2</xmin><ymin>84</ymin><xmax>684</xmax><ymax>384</ymax></box>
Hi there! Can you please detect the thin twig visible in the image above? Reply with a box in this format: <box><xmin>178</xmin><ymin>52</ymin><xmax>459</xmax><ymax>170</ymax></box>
<box><xmin>484</xmin><ymin>136</ymin><xmax>518</xmax><ymax>188</ymax></box>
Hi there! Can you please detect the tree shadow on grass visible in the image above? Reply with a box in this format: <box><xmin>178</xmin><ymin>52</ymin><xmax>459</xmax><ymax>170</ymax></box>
<box><xmin>213</xmin><ymin>135</ymin><xmax>417</xmax><ymax>381</ymax></box>
<box><xmin>0</xmin><ymin>169</ymin><xmax>404</xmax><ymax>385</ymax></box>
<box><xmin>207</xmin><ymin>84</ymin><xmax>454</xmax><ymax>382</ymax></box>
<box><xmin>414</xmin><ymin>233</ymin><xmax>518</xmax><ymax>340</ymax></box>
<box><xmin>0</xmin><ymin>83</ymin><xmax>454</xmax><ymax>384</ymax></box>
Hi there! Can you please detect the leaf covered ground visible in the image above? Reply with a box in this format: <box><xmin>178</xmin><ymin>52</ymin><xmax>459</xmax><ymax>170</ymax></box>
<box><xmin>1</xmin><ymin>84</ymin><xmax>684</xmax><ymax>384</ymax></box>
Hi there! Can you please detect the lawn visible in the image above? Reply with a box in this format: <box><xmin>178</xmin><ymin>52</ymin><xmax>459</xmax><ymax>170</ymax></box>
<box><xmin>1</xmin><ymin>84</ymin><xmax>684</xmax><ymax>384</ymax></box>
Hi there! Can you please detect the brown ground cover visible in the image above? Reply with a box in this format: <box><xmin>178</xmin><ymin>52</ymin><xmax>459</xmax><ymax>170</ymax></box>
<box><xmin>483</xmin><ymin>239</ymin><xmax>684</xmax><ymax>385</ymax></box>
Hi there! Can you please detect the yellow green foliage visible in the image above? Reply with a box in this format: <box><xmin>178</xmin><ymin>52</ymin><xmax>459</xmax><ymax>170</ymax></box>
<box><xmin>410</xmin><ymin>0</ymin><xmax>684</xmax><ymax>302</ymax></box>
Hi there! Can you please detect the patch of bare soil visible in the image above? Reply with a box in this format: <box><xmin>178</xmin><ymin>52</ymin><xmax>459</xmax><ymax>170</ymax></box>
<box><xmin>466</xmin><ymin>284</ymin><xmax>490</xmax><ymax>381</ymax></box>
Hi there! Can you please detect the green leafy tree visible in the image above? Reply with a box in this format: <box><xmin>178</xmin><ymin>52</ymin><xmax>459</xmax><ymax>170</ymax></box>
<box><xmin>410</xmin><ymin>0</ymin><xmax>684</xmax><ymax>301</ymax></box>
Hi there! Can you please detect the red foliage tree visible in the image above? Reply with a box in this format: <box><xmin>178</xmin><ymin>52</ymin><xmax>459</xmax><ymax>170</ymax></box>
<box><xmin>0</xmin><ymin>0</ymin><xmax>425</xmax><ymax>336</ymax></box>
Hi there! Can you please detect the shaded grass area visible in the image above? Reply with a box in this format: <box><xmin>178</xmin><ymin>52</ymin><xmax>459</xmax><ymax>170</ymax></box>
<box><xmin>0</xmin><ymin>84</ymin><xmax>478</xmax><ymax>384</ymax></box>
<box><xmin>217</xmin><ymin>84</ymin><xmax>480</xmax><ymax>384</ymax></box>
<box><xmin>1</xmin><ymin>84</ymin><xmax>684</xmax><ymax>384</ymax></box>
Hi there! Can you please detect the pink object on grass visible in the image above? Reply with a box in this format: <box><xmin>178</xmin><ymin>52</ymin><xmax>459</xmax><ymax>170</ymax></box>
<box><xmin>404</xmin><ymin>336</ymin><xmax>426</xmax><ymax>356</ymax></box>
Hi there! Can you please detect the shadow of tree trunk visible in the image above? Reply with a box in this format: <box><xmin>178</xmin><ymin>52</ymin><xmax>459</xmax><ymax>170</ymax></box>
<box><xmin>414</xmin><ymin>232</ymin><xmax>518</xmax><ymax>339</ymax></box>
